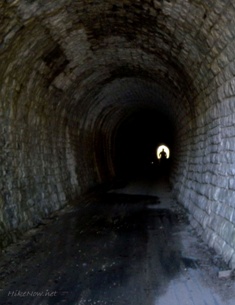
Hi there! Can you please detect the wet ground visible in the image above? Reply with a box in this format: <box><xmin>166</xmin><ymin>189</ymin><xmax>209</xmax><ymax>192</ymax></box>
<box><xmin>0</xmin><ymin>178</ymin><xmax>235</xmax><ymax>305</ymax></box>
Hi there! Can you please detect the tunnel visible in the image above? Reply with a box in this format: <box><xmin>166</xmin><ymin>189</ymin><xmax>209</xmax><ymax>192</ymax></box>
<box><xmin>112</xmin><ymin>106</ymin><xmax>174</xmax><ymax>179</ymax></box>
<box><xmin>1</xmin><ymin>0</ymin><xmax>235</xmax><ymax>270</ymax></box>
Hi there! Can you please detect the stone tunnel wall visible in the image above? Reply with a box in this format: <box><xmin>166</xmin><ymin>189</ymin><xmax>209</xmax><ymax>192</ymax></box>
<box><xmin>170</xmin><ymin>1</ymin><xmax>235</xmax><ymax>268</ymax></box>
<box><xmin>174</xmin><ymin>90</ymin><xmax>235</xmax><ymax>268</ymax></box>
<box><xmin>0</xmin><ymin>0</ymin><xmax>235</xmax><ymax>268</ymax></box>
<box><xmin>0</xmin><ymin>52</ymin><xmax>80</xmax><ymax>247</ymax></box>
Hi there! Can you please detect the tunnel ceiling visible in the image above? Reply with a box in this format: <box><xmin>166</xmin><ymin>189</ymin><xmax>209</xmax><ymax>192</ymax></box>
<box><xmin>1</xmin><ymin>0</ymin><xmax>214</xmax><ymax>186</ymax></box>
<box><xmin>1</xmin><ymin>0</ymin><xmax>218</xmax><ymax>113</ymax></box>
<box><xmin>1</xmin><ymin>0</ymin><xmax>224</xmax><ymax>176</ymax></box>
<box><xmin>1</xmin><ymin>0</ymin><xmax>228</xmax><ymax>139</ymax></box>
<box><xmin>1</xmin><ymin>0</ymin><xmax>233</xmax><ymax>187</ymax></box>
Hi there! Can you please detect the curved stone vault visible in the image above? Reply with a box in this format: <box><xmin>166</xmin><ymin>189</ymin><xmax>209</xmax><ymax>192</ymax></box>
<box><xmin>1</xmin><ymin>0</ymin><xmax>235</xmax><ymax>267</ymax></box>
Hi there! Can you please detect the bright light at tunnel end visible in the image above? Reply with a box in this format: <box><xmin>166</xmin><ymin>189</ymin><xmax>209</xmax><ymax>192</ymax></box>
<box><xmin>156</xmin><ymin>145</ymin><xmax>170</xmax><ymax>159</ymax></box>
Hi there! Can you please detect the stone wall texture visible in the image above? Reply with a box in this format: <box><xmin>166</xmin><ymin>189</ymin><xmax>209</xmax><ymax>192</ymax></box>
<box><xmin>1</xmin><ymin>0</ymin><xmax>235</xmax><ymax>268</ymax></box>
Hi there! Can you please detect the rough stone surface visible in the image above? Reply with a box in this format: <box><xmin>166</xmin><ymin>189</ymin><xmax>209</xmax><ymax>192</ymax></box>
<box><xmin>0</xmin><ymin>0</ymin><xmax>235</xmax><ymax>268</ymax></box>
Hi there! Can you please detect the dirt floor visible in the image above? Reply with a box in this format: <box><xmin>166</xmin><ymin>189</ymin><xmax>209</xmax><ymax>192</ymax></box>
<box><xmin>0</xmin><ymin>178</ymin><xmax>234</xmax><ymax>305</ymax></box>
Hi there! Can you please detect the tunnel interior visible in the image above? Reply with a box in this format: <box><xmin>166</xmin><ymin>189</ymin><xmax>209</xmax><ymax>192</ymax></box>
<box><xmin>1</xmin><ymin>0</ymin><xmax>235</xmax><ymax>268</ymax></box>
<box><xmin>113</xmin><ymin>108</ymin><xmax>174</xmax><ymax>179</ymax></box>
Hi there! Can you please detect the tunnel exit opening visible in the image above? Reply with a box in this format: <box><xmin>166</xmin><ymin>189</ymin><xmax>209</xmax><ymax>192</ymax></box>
<box><xmin>157</xmin><ymin>145</ymin><xmax>170</xmax><ymax>160</ymax></box>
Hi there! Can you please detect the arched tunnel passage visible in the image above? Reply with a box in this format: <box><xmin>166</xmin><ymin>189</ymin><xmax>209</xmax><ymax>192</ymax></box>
<box><xmin>0</xmin><ymin>0</ymin><xmax>235</xmax><ymax>286</ymax></box>
<box><xmin>113</xmin><ymin>108</ymin><xmax>175</xmax><ymax>180</ymax></box>
<box><xmin>90</xmin><ymin>77</ymin><xmax>188</xmax><ymax>188</ymax></box>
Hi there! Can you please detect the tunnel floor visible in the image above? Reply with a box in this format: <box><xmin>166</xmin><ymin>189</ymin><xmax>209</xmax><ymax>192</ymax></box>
<box><xmin>0</xmin><ymin>179</ymin><xmax>235</xmax><ymax>305</ymax></box>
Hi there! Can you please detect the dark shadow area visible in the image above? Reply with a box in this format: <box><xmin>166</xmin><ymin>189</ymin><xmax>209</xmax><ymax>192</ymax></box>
<box><xmin>113</xmin><ymin>108</ymin><xmax>175</xmax><ymax>181</ymax></box>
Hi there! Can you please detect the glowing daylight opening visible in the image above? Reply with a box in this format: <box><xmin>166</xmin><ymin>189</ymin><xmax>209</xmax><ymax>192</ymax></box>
<box><xmin>156</xmin><ymin>145</ymin><xmax>170</xmax><ymax>159</ymax></box>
